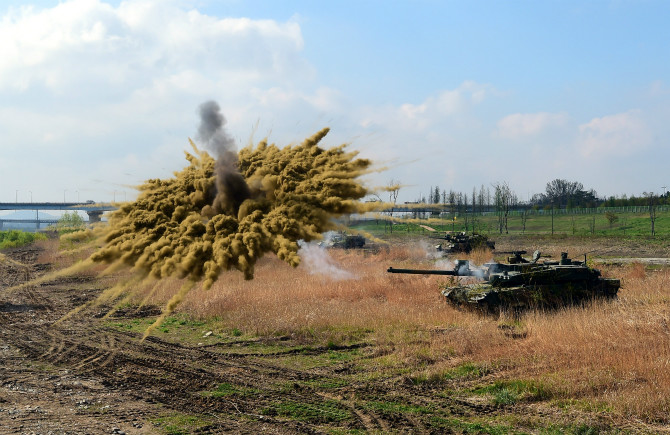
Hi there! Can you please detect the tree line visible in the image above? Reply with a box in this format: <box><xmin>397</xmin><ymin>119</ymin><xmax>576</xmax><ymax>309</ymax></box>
<box><xmin>416</xmin><ymin>178</ymin><xmax>669</xmax><ymax>210</ymax></box>
<box><xmin>407</xmin><ymin>178</ymin><xmax>668</xmax><ymax>236</ymax></box>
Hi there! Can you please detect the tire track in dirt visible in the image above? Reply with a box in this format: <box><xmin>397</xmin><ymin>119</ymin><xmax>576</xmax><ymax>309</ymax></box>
<box><xmin>316</xmin><ymin>391</ymin><xmax>392</xmax><ymax>432</ymax></box>
<box><xmin>4</xmin><ymin>314</ymin><xmax>372</xmax><ymax>432</ymax></box>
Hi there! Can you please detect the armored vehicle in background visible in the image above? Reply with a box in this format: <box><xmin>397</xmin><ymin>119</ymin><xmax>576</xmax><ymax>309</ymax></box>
<box><xmin>319</xmin><ymin>232</ymin><xmax>365</xmax><ymax>249</ymax></box>
<box><xmin>388</xmin><ymin>252</ymin><xmax>620</xmax><ymax>313</ymax></box>
<box><xmin>435</xmin><ymin>232</ymin><xmax>495</xmax><ymax>254</ymax></box>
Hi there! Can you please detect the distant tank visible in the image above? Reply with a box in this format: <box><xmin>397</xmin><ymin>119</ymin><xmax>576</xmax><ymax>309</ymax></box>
<box><xmin>388</xmin><ymin>251</ymin><xmax>620</xmax><ymax>313</ymax></box>
<box><xmin>319</xmin><ymin>232</ymin><xmax>365</xmax><ymax>249</ymax></box>
<box><xmin>435</xmin><ymin>232</ymin><xmax>495</xmax><ymax>254</ymax></box>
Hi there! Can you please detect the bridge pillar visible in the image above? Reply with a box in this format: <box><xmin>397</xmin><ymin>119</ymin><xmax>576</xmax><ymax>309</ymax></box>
<box><xmin>87</xmin><ymin>210</ymin><xmax>104</xmax><ymax>223</ymax></box>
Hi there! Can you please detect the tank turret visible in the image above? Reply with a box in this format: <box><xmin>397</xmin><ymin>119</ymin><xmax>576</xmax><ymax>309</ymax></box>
<box><xmin>435</xmin><ymin>232</ymin><xmax>495</xmax><ymax>254</ymax></box>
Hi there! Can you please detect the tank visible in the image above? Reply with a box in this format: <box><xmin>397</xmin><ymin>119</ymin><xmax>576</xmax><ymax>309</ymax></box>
<box><xmin>318</xmin><ymin>232</ymin><xmax>365</xmax><ymax>249</ymax></box>
<box><xmin>388</xmin><ymin>251</ymin><xmax>620</xmax><ymax>313</ymax></box>
<box><xmin>435</xmin><ymin>232</ymin><xmax>495</xmax><ymax>254</ymax></box>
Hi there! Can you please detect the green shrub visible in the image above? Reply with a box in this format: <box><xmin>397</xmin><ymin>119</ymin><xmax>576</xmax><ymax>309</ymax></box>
<box><xmin>0</xmin><ymin>230</ymin><xmax>47</xmax><ymax>249</ymax></box>
<box><xmin>55</xmin><ymin>211</ymin><xmax>85</xmax><ymax>234</ymax></box>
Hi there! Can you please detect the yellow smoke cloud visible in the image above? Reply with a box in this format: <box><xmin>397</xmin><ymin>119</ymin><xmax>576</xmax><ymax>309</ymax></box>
<box><xmin>6</xmin><ymin>128</ymin><xmax>375</xmax><ymax>337</ymax></box>
<box><xmin>85</xmin><ymin>128</ymin><xmax>371</xmax><ymax>330</ymax></box>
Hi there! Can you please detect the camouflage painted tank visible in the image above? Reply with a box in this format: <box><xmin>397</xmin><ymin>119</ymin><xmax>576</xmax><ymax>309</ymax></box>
<box><xmin>319</xmin><ymin>232</ymin><xmax>366</xmax><ymax>249</ymax></box>
<box><xmin>435</xmin><ymin>232</ymin><xmax>495</xmax><ymax>254</ymax></box>
<box><xmin>388</xmin><ymin>252</ymin><xmax>620</xmax><ymax>313</ymax></box>
<box><xmin>443</xmin><ymin>252</ymin><xmax>620</xmax><ymax>313</ymax></box>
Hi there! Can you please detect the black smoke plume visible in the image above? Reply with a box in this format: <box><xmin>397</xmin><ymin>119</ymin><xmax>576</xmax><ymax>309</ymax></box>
<box><xmin>197</xmin><ymin>100</ymin><xmax>251</xmax><ymax>216</ymax></box>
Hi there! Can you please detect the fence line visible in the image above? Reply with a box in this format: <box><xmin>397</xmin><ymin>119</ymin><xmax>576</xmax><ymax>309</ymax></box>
<box><xmin>509</xmin><ymin>205</ymin><xmax>669</xmax><ymax>216</ymax></box>
<box><xmin>398</xmin><ymin>205</ymin><xmax>669</xmax><ymax>218</ymax></box>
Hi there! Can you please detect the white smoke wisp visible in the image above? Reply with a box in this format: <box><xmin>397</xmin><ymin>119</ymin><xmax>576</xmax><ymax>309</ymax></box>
<box><xmin>297</xmin><ymin>240</ymin><xmax>355</xmax><ymax>281</ymax></box>
<box><xmin>418</xmin><ymin>239</ymin><xmax>444</xmax><ymax>260</ymax></box>
<box><xmin>471</xmin><ymin>267</ymin><xmax>486</xmax><ymax>279</ymax></box>
<box><xmin>320</xmin><ymin>231</ymin><xmax>339</xmax><ymax>246</ymax></box>
<box><xmin>433</xmin><ymin>258</ymin><xmax>455</xmax><ymax>270</ymax></box>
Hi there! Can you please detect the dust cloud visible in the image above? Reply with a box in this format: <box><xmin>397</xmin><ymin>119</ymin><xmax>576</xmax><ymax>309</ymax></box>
<box><xmin>5</xmin><ymin>105</ymin><xmax>377</xmax><ymax>335</ymax></box>
<box><xmin>91</xmin><ymin>126</ymin><xmax>372</xmax><ymax>290</ymax></box>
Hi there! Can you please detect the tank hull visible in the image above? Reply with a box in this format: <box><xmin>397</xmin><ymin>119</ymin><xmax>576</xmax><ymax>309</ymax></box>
<box><xmin>442</xmin><ymin>277</ymin><xmax>620</xmax><ymax>313</ymax></box>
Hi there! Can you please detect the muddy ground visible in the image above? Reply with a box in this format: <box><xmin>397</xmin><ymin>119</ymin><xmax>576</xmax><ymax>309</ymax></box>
<box><xmin>1</xmin><ymin>242</ymin><xmax>669</xmax><ymax>434</ymax></box>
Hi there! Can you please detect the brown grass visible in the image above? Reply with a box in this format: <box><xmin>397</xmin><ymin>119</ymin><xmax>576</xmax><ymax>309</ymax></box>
<box><xmin>153</xmin><ymin>244</ymin><xmax>480</xmax><ymax>339</ymax></box>
<box><xmin>59</xmin><ymin>240</ymin><xmax>670</xmax><ymax>423</ymax></box>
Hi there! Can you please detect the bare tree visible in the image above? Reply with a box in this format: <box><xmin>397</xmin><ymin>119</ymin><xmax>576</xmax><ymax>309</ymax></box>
<box><xmin>644</xmin><ymin>192</ymin><xmax>657</xmax><ymax>236</ymax></box>
<box><xmin>387</xmin><ymin>179</ymin><xmax>401</xmax><ymax>234</ymax></box>
<box><xmin>493</xmin><ymin>182</ymin><xmax>514</xmax><ymax>234</ymax></box>
<box><xmin>478</xmin><ymin>185</ymin><xmax>486</xmax><ymax>213</ymax></box>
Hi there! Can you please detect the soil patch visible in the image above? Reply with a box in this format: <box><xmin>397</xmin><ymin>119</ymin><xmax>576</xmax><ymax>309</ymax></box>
<box><xmin>1</xmin><ymin>244</ymin><xmax>668</xmax><ymax>434</ymax></box>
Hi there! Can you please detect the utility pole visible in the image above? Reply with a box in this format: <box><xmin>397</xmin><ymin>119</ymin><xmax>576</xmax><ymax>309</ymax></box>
<box><xmin>551</xmin><ymin>200</ymin><xmax>554</xmax><ymax>235</ymax></box>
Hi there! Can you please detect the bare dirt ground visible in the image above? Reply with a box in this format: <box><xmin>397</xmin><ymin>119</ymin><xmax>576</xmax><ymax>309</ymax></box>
<box><xmin>1</xmin><ymin>243</ymin><xmax>669</xmax><ymax>434</ymax></box>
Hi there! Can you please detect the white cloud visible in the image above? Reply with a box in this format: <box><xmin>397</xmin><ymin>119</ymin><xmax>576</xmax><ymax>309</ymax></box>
<box><xmin>1</xmin><ymin>1</ymin><xmax>667</xmax><ymax>204</ymax></box>
<box><xmin>495</xmin><ymin>112</ymin><xmax>568</xmax><ymax>139</ymax></box>
<box><xmin>0</xmin><ymin>0</ymin><xmax>323</xmax><ymax>201</ymax></box>
<box><xmin>0</xmin><ymin>0</ymin><xmax>310</xmax><ymax>97</ymax></box>
<box><xmin>358</xmin><ymin>81</ymin><xmax>492</xmax><ymax>134</ymax></box>
<box><xmin>577</xmin><ymin>110</ymin><xmax>651</xmax><ymax>157</ymax></box>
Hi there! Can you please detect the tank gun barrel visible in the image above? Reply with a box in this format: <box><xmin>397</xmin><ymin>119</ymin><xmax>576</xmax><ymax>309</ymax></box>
<box><xmin>388</xmin><ymin>260</ymin><xmax>475</xmax><ymax>276</ymax></box>
<box><xmin>387</xmin><ymin>267</ymin><xmax>458</xmax><ymax>276</ymax></box>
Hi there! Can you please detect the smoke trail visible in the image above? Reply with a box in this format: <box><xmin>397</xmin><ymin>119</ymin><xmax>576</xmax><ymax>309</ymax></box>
<box><xmin>297</xmin><ymin>240</ymin><xmax>354</xmax><ymax>281</ymax></box>
<box><xmin>197</xmin><ymin>100</ymin><xmax>251</xmax><ymax>216</ymax></box>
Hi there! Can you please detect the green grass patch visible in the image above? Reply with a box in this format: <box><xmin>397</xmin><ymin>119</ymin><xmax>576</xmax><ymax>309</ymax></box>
<box><xmin>473</xmin><ymin>379</ymin><xmax>552</xmax><ymax>405</ymax></box>
<box><xmin>412</xmin><ymin>362</ymin><xmax>490</xmax><ymax>385</ymax></box>
<box><xmin>152</xmin><ymin>413</ymin><xmax>213</xmax><ymax>435</ymax></box>
<box><xmin>0</xmin><ymin>230</ymin><xmax>46</xmax><ymax>250</ymax></box>
<box><xmin>262</xmin><ymin>399</ymin><xmax>352</xmax><ymax>423</ymax></box>
<box><xmin>444</xmin><ymin>362</ymin><xmax>491</xmax><ymax>380</ymax></box>
<box><xmin>263</xmin><ymin>347</ymin><xmax>362</xmax><ymax>370</ymax></box>
<box><xmin>202</xmin><ymin>382</ymin><xmax>260</xmax><ymax>398</ymax></box>
<box><xmin>155</xmin><ymin>314</ymin><xmax>206</xmax><ymax>333</ymax></box>
<box><xmin>539</xmin><ymin>423</ymin><xmax>608</xmax><ymax>435</ymax></box>
<box><xmin>364</xmin><ymin>400</ymin><xmax>434</xmax><ymax>415</ymax></box>
<box><xmin>107</xmin><ymin>313</ymin><xmax>234</xmax><ymax>344</ymax></box>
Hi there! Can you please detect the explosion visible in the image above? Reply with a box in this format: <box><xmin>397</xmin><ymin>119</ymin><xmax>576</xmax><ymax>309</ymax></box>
<box><xmin>6</xmin><ymin>104</ymin><xmax>376</xmax><ymax>336</ymax></box>
<box><xmin>93</xmin><ymin>126</ymin><xmax>371</xmax><ymax>289</ymax></box>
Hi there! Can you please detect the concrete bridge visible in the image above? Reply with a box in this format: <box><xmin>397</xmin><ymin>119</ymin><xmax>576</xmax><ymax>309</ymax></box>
<box><xmin>0</xmin><ymin>202</ymin><xmax>116</xmax><ymax>230</ymax></box>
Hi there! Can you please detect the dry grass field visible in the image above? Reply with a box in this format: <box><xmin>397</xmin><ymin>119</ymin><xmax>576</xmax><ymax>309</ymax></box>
<box><xmin>4</xmin><ymin>237</ymin><xmax>669</xmax><ymax>433</ymax></box>
<box><xmin>136</xmin><ymin>241</ymin><xmax>670</xmax><ymax>426</ymax></box>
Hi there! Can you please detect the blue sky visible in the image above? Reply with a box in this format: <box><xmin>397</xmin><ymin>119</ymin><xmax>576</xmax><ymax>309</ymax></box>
<box><xmin>1</xmin><ymin>0</ymin><xmax>669</xmax><ymax>204</ymax></box>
